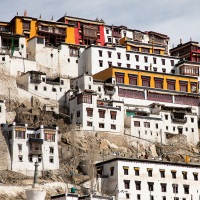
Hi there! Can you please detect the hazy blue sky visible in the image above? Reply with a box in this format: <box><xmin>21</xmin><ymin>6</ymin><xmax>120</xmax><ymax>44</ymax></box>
<box><xmin>1</xmin><ymin>0</ymin><xmax>199</xmax><ymax>47</ymax></box>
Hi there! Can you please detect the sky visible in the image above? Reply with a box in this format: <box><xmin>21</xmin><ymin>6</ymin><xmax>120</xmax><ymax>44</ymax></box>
<box><xmin>1</xmin><ymin>0</ymin><xmax>200</xmax><ymax>47</ymax></box>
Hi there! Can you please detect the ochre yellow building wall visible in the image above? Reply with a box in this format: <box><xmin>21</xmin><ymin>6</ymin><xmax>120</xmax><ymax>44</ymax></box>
<box><xmin>14</xmin><ymin>18</ymin><xmax>23</xmax><ymax>34</ymax></box>
<box><xmin>93</xmin><ymin>67</ymin><xmax>198</xmax><ymax>93</ymax></box>
<box><xmin>30</xmin><ymin>20</ymin><xmax>37</xmax><ymax>38</ymax></box>
<box><xmin>93</xmin><ymin>67</ymin><xmax>113</xmax><ymax>81</ymax></box>
<box><xmin>66</xmin><ymin>27</ymin><xmax>75</xmax><ymax>44</ymax></box>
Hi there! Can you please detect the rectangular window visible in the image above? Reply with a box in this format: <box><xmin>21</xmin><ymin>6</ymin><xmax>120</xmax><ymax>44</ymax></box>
<box><xmin>98</xmin><ymin>50</ymin><xmax>102</xmax><ymax>57</ymax></box>
<box><xmin>170</xmin><ymin>60</ymin><xmax>174</xmax><ymax>66</ymax></box>
<box><xmin>117</xmin><ymin>52</ymin><xmax>121</xmax><ymax>59</ymax></box>
<box><xmin>126</xmin><ymin>193</ymin><xmax>130</xmax><ymax>199</ymax></box>
<box><xmin>99</xmin><ymin>60</ymin><xmax>103</xmax><ymax>67</ymax></box>
<box><xmin>179</xmin><ymin>81</ymin><xmax>188</xmax><ymax>92</ymax></box>
<box><xmin>144</xmin><ymin>122</ymin><xmax>150</xmax><ymax>128</ymax></box>
<box><xmin>193</xmin><ymin>172</ymin><xmax>198</xmax><ymax>181</ymax></box>
<box><xmin>172</xmin><ymin>184</ymin><xmax>178</xmax><ymax>193</ymax></box>
<box><xmin>110</xmin><ymin>111</ymin><xmax>117</xmax><ymax>120</ymax></box>
<box><xmin>23</xmin><ymin>21</ymin><xmax>30</xmax><ymax>30</ymax></box>
<box><xmin>148</xmin><ymin>182</ymin><xmax>154</xmax><ymax>191</ymax></box>
<box><xmin>135</xmin><ymin>181</ymin><xmax>141</xmax><ymax>190</ymax></box>
<box><xmin>182</xmin><ymin>171</ymin><xmax>187</xmax><ymax>180</ymax></box>
<box><xmin>77</xmin><ymin>110</ymin><xmax>80</xmax><ymax>118</ymax></box>
<box><xmin>99</xmin><ymin>109</ymin><xmax>105</xmax><ymax>118</ymax></box>
<box><xmin>18</xmin><ymin>155</ymin><xmax>23</xmax><ymax>162</ymax></box>
<box><xmin>167</xmin><ymin>80</ymin><xmax>176</xmax><ymax>90</ymax></box>
<box><xmin>142</xmin><ymin>48</ymin><xmax>149</xmax><ymax>53</ymax></box>
<box><xmin>111</xmin><ymin>124</ymin><xmax>116</xmax><ymax>130</ymax></box>
<box><xmin>116</xmin><ymin>73</ymin><xmax>124</xmax><ymax>84</ymax></box>
<box><xmin>142</xmin><ymin>76</ymin><xmax>150</xmax><ymax>87</ymax></box>
<box><xmin>183</xmin><ymin>185</ymin><xmax>189</xmax><ymax>194</ymax></box>
<box><xmin>136</xmin><ymin>65</ymin><xmax>140</xmax><ymax>69</ymax></box>
<box><xmin>147</xmin><ymin>169</ymin><xmax>153</xmax><ymax>177</ymax></box>
<box><xmin>191</xmin><ymin>82</ymin><xmax>197</xmax><ymax>93</ymax></box>
<box><xmin>49</xmin><ymin>147</ymin><xmax>54</xmax><ymax>154</ymax></box>
<box><xmin>37</xmin><ymin>38</ymin><xmax>44</xmax><ymax>44</ymax></box>
<box><xmin>160</xmin><ymin>170</ymin><xmax>165</xmax><ymax>178</ymax></box>
<box><xmin>161</xmin><ymin>59</ymin><xmax>165</xmax><ymax>65</ymax></box>
<box><xmin>134</xmin><ymin>168</ymin><xmax>140</xmax><ymax>176</ymax></box>
<box><xmin>117</xmin><ymin>62</ymin><xmax>122</xmax><ymax>67</ymax></box>
<box><xmin>87</xmin><ymin>121</ymin><xmax>93</xmax><ymax>127</ymax></box>
<box><xmin>49</xmin><ymin>156</ymin><xmax>54</xmax><ymax>163</ymax></box>
<box><xmin>153</xmin><ymin>57</ymin><xmax>157</xmax><ymax>64</ymax></box>
<box><xmin>124</xmin><ymin>180</ymin><xmax>130</xmax><ymax>189</ymax></box>
<box><xmin>107</xmin><ymin>51</ymin><xmax>112</xmax><ymax>58</ymax></box>
<box><xmin>162</xmin><ymin>68</ymin><xmax>166</xmax><ymax>73</ymax></box>
<box><xmin>29</xmin><ymin>156</ymin><xmax>33</xmax><ymax>162</ymax></box>
<box><xmin>127</xmin><ymin>64</ymin><xmax>131</xmax><ymax>68</ymax></box>
<box><xmin>70</xmin><ymin>47</ymin><xmax>79</xmax><ymax>57</ymax></box>
<box><xmin>165</xmin><ymin>115</ymin><xmax>168</xmax><ymax>120</ymax></box>
<box><xmin>134</xmin><ymin>121</ymin><xmax>140</xmax><ymax>127</ymax></box>
<box><xmin>155</xmin><ymin>124</ymin><xmax>158</xmax><ymax>129</ymax></box>
<box><xmin>77</xmin><ymin>94</ymin><xmax>92</xmax><ymax>104</ymax></box>
<box><xmin>99</xmin><ymin>123</ymin><xmax>105</xmax><ymax>128</ymax></box>
<box><xmin>123</xmin><ymin>166</ymin><xmax>129</xmax><ymax>175</ymax></box>
<box><xmin>15</xmin><ymin>130</ymin><xmax>25</xmax><ymax>139</ymax></box>
<box><xmin>154</xmin><ymin>78</ymin><xmax>163</xmax><ymax>89</ymax></box>
<box><xmin>129</xmin><ymin>75</ymin><xmax>137</xmax><ymax>85</ymax></box>
<box><xmin>135</xmin><ymin>55</ymin><xmax>139</xmax><ymax>62</ymax></box>
<box><xmin>86</xmin><ymin>108</ymin><xmax>93</xmax><ymax>117</ymax></box>
<box><xmin>137</xmin><ymin>194</ymin><xmax>141</xmax><ymax>200</ymax></box>
<box><xmin>110</xmin><ymin>167</ymin><xmax>114</xmax><ymax>176</ymax></box>
<box><xmin>171</xmin><ymin>171</ymin><xmax>177</xmax><ymax>179</ymax></box>
<box><xmin>144</xmin><ymin>56</ymin><xmax>148</xmax><ymax>63</ymax></box>
<box><xmin>153</xmin><ymin>67</ymin><xmax>157</xmax><ymax>72</ymax></box>
<box><xmin>108</xmin><ymin>61</ymin><xmax>112</xmax><ymax>67</ymax></box>
<box><xmin>44</xmin><ymin>133</ymin><xmax>55</xmax><ymax>142</ymax></box>
<box><xmin>126</xmin><ymin>54</ymin><xmax>130</xmax><ymax>60</ymax></box>
<box><xmin>161</xmin><ymin>183</ymin><xmax>167</xmax><ymax>192</ymax></box>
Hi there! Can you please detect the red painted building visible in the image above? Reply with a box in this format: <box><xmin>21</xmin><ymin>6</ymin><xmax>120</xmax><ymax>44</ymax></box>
<box><xmin>58</xmin><ymin>15</ymin><xmax>105</xmax><ymax>46</ymax></box>
<box><xmin>170</xmin><ymin>41</ymin><xmax>200</xmax><ymax>62</ymax></box>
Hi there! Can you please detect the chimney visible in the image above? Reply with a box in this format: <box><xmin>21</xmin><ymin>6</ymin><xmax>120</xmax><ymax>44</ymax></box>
<box><xmin>180</xmin><ymin>38</ymin><xmax>182</xmax><ymax>45</ymax></box>
<box><xmin>24</xmin><ymin>9</ymin><xmax>27</xmax><ymax>17</ymax></box>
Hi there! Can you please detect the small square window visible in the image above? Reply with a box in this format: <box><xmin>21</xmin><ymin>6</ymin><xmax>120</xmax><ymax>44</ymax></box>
<box><xmin>173</xmin><ymin>127</ymin><xmax>175</xmax><ymax>131</ymax></box>
<box><xmin>38</xmin><ymin>156</ymin><xmax>42</xmax><ymax>162</ymax></box>
<box><xmin>43</xmin><ymin>86</ymin><xmax>47</xmax><ymax>91</ymax></box>
<box><xmin>68</xmin><ymin>58</ymin><xmax>70</xmax><ymax>62</ymax></box>
<box><xmin>42</xmin><ymin>77</ymin><xmax>46</xmax><ymax>82</ymax></box>
<box><xmin>145</xmin><ymin>66</ymin><xmax>148</xmax><ymax>70</ymax></box>
<box><xmin>160</xmin><ymin>171</ymin><xmax>165</xmax><ymax>178</ymax></box>
<box><xmin>165</xmin><ymin>115</ymin><xmax>168</xmax><ymax>120</ymax></box>
<box><xmin>19</xmin><ymin>155</ymin><xmax>23</xmax><ymax>162</ymax></box>
<box><xmin>191</xmin><ymin>118</ymin><xmax>194</xmax><ymax>123</ymax></box>
<box><xmin>35</xmin><ymin>85</ymin><xmax>38</xmax><ymax>90</ymax></box>
<box><xmin>185</xmin><ymin>127</ymin><xmax>188</xmax><ymax>131</ymax></box>
<box><xmin>127</xmin><ymin>64</ymin><xmax>131</xmax><ymax>68</ymax></box>
<box><xmin>162</xmin><ymin>68</ymin><xmax>166</xmax><ymax>73</ymax></box>
<box><xmin>60</xmin><ymin>80</ymin><xmax>64</xmax><ymax>85</ymax></box>
<box><xmin>191</xmin><ymin>128</ymin><xmax>194</xmax><ymax>132</ymax></box>
<box><xmin>50</xmin><ymin>147</ymin><xmax>54</xmax><ymax>154</ymax></box>
<box><xmin>2</xmin><ymin>57</ymin><xmax>5</xmax><ymax>61</ymax></box>
<box><xmin>144</xmin><ymin>56</ymin><xmax>148</xmax><ymax>63</ymax></box>
<box><xmin>171</xmin><ymin>171</ymin><xmax>176</xmax><ymax>179</ymax></box>
<box><xmin>49</xmin><ymin>156</ymin><xmax>54</xmax><ymax>163</ymax></box>
<box><xmin>124</xmin><ymin>167</ymin><xmax>129</xmax><ymax>175</ymax></box>
<box><xmin>29</xmin><ymin>156</ymin><xmax>33</xmax><ymax>162</ymax></box>
<box><xmin>99</xmin><ymin>60</ymin><xmax>103</xmax><ymax>67</ymax></box>
<box><xmin>136</xmin><ymin>65</ymin><xmax>140</xmax><ymax>69</ymax></box>
<box><xmin>99</xmin><ymin>50</ymin><xmax>103</xmax><ymax>57</ymax></box>
<box><xmin>108</xmin><ymin>61</ymin><xmax>112</xmax><ymax>67</ymax></box>
<box><xmin>137</xmin><ymin>194</ymin><xmax>141</xmax><ymax>200</ymax></box>
<box><xmin>135</xmin><ymin>169</ymin><xmax>140</xmax><ymax>176</ymax></box>
<box><xmin>166</xmin><ymin>126</ymin><xmax>168</xmax><ymax>130</ymax></box>
<box><xmin>117</xmin><ymin>62</ymin><xmax>122</xmax><ymax>67</ymax></box>
<box><xmin>126</xmin><ymin>193</ymin><xmax>130</xmax><ymax>199</ymax></box>
<box><xmin>155</xmin><ymin>124</ymin><xmax>158</xmax><ymax>129</ymax></box>
<box><xmin>76</xmin><ymin>60</ymin><xmax>78</xmax><ymax>63</ymax></box>
<box><xmin>99</xmin><ymin>123</ymin><xmax>104</xmax><ymax>128</ymax></box>
<box><xmin>87</xmin><ymin>121</ymin><xmax>93</xmax><ymax>127</ymax></box>
<box><xmin>52</xmin><ymin>88</ymin><xmax>56</xmax><ymax>92</ymax></box>
<box><xmin>148</xmin><ymin>170</ymin><xmax>153</xmax><ymax>177</ymax></box>
<box><xmin>111</xmin><ymin>124</ymin><xmax>116</xmax><ymax>130</ymax></box>
<box><xmin>117</xmin><ymin>53</ymin><xmax>121</xmax><ymax>59</ymax></box>
<box><xmin>126</xmin><ymin>54</ymin><xmax>130</xmax><ymax>60</ymax></box>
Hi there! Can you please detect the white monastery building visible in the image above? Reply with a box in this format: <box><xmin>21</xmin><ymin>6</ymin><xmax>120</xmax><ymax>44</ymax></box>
<box><xmin>3</xmin><ymin>122</ymin><xmax>59</xmax><ymax>176</ymax></box>
<box><xmin>96</xmin><ymin>157</ymin><xmax>200</xmax><ymax>200</ymax></box>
